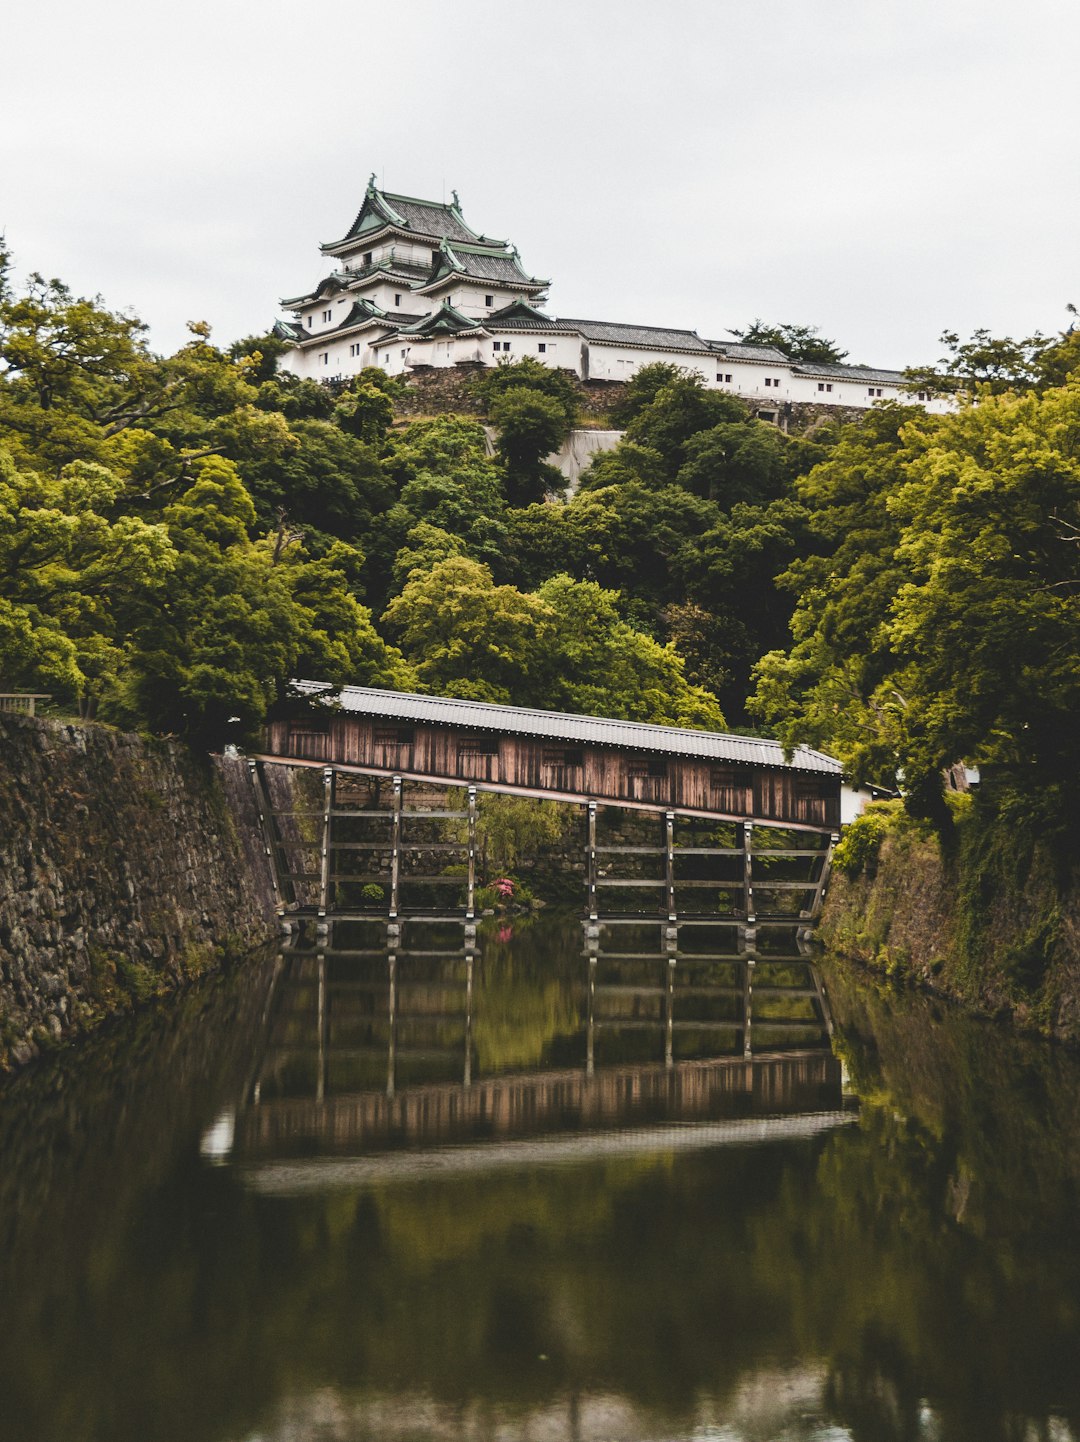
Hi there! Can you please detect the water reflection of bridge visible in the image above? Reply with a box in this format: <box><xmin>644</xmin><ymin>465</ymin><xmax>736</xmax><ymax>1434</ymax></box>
<box><xmin>218</xmin><ymin>917</ymin><xmax>851</xmax><ymax>1178</ymax></box>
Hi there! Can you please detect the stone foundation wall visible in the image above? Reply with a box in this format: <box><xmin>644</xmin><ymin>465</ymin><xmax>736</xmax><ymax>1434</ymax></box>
<box><xmin>390</xmin><ymin>365</ymin><xmax>628</xmax><ymax>424</ymax></box>
<box><xmin>0</xmin><ymin>714</ymin><xmax>277</xmax><ymax>1071</ymax></box>
<box><xmin>819</xmin><ymin>823</ymin><xmax>1080</xmax><ymax>1045</ymax></box>
<box><xmin>390</xmin><ymin>365</ymin><xmax>874</xmax><ymax>438</ymax></box>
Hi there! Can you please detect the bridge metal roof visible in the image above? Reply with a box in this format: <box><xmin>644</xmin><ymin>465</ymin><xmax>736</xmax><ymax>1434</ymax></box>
<box><xmin>291</xmin><ymin>683</ymin><xmax>842</xmax><ymax>775</ymax></box>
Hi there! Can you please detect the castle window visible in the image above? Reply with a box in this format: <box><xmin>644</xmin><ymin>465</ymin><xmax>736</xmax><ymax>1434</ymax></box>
<box><xmin>917</xmin><ymin>391</ymin><xmax>930</xmax><ymax>402</ymax></box>
<box><xmin>493</xmin><ymin>342</ymin><xmax>501</xmax><ymax>352</ymax></box>
<box><xmin>363</xmin><ymin>251</ymin><xmax>372</xmax><ymax>266</ymax></box>
<box><xmin>401</xmin><ymin>349</ymin><xmax>406</xmax><ymax>358</ymax></box>
<box><xmin>716</xmin><ymin>372</ymin><xmax>732</xmax><ymax>383</ymax></box>
<box><xmin>485</xmin><ymin>294</ymin><xmax>493</xmax><ymax>307</ymax></box>
<box><xmin>322</xmin><ymin>309</ymin><xmax>332</xmax><ymax>323</ymax></box>
<box><xmin>538</xmin><ymin>343</ymin><xmax>547</xmax><ymax>353</ymax></box>
<box><xmin>868</xmin><ymin>386</ymin><xmax>883</xmax><ymax>397</ymax></box>
<box><xmin>320</xmin><ymin>353</ymin><xmax>329</xmax><ymax>365</ymax></box>
<box><xmin>502</xmin><ymin>342</ymin><xmax>511</xmax><ymax>352</ymax></box>
<box><xmin>394</xmin><ymin>293</ymin><xmax>401</xmax><ymax>306</ymax></box>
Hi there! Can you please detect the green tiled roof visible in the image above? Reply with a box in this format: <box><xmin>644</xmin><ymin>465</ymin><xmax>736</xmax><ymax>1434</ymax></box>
<box><xmin>421</xmin><ymin>238</ymin><xmax>547</xmax><ymax>291</ymax></box>
<box><xmin>324</xmin><ymin>178</ymin><xmax>492</xmax><ymax>252</ymax></box>
<box><xmin>392</xmin><ymin>302</ymin><xmax>490</xmax><ymax>338</ymax></box>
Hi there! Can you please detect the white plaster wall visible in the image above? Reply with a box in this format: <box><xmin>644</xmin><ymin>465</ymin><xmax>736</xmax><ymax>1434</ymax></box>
<box><xmin>584</xmin><ymin>344</ymin><xmax>711</xmax><ymax>383</ymax></box>
<box><xmin>549</xmin><ymin>428</ymin><xmax>624</xmax><ymax>491</ymax></box>
<box><xmin>483</xmin><ymin>331</ymin><xmax>582</xmax><ymax>376</ymax></box>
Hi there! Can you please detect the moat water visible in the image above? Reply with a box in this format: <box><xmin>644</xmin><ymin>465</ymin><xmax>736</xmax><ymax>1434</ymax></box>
<box><xmin>1</xmin><ymin>912</ymin><xmax>1079</xmax><ymax>1442</ymax></box>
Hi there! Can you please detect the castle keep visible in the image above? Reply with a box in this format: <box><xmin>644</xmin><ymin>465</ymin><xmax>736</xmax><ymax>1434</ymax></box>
<box><xmin>275</xmin><ymin>178</ymin><xmax>940</xmax><ymax>415</ymax></box>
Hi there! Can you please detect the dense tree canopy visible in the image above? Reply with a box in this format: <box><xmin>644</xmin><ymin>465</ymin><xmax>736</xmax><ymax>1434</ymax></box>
<box><xmin>6</xmin><ymin>242</ymin><xmax>1076</xmax><ymax>858</ymax></box>
<box><xmin>751</xmin><ymin>388</ymin><xmax>1080</xmax><ymax>838</ymax></box>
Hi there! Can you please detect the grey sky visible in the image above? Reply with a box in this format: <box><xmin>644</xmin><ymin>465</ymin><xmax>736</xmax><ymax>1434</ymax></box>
<box><xmin>3</xmin><ymin>0</ymin><xmax>1078</xmax><ymax>370</ymax></box>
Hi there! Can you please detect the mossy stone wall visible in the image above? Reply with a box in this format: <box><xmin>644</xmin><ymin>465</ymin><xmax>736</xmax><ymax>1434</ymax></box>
<box><xmin>0</xmin><ymin>714</ymin><xmax>276</xmax><ymax>1071</ymax></box>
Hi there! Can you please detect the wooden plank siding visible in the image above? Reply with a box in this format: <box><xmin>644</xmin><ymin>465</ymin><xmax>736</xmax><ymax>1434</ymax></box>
<box><xmin>264</xmin><ymin>717</ymin><xmax>841</xmax><ymax>831</ymax></box>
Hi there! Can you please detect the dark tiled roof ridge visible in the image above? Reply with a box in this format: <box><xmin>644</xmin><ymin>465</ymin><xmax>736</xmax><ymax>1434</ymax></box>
<box><xmin>791</xmin><ymin>360</ymin><xmax>905</xmax><ymax>382</ymax></box>
<box><xmin>290</xmin><ymin>682</ymin><xmax>842</xmax><ymax>774</ymax></box>
<box><xmin>559</xmin><ymin>316</ymin><xmax>704</xmax><ymax>338</ymax></box>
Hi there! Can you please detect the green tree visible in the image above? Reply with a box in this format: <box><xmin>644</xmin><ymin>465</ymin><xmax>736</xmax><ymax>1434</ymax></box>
<box><xmin>607</xmin><ymin>362</ymin><xmax>684</xmax><ymax>428</ymax></box>
<box><xmin>728</xmin><ymin>320</ymin><xmax>848</xmax><ymax>364</ymax></box>
<box><xmin>624</xmin><ymin>375</ymin><xmax>748</xmax><ymax>480</ymax></box>
<box><xmin>537</xmin><ymin>573</ymin><xmax>725</xmax><ymax>729</ymax></box>
<box><xmin>903</xmin><ymin>313</ymin><xmax>1080</xmax><ymax>398</ymax></box>
<box><xmin>120</xmin><ymin>457</ymin><xmax>412</xmax><ymax>744</ymax></box>
<box><xmin>676</xmin><ymin>419</ymin><xmax>790</xmax><ymax>507</ymax></box>
<box><xmin>750</xmin><ymin>384</ymin><xmax>1080</xmax><ymax>840</ymax></box>
<box><xmin>0</xmin><ymin>448</ymin><xmax>175</xmax><ymax>716</ymax></box>
<box><xmin>488</xmin><ymin>385</ymin><xmax>571</xmax><ymax>506</ymax></box>
<box><xmin>474</xmin><ymin>355</ymin><xmax>579</xmax><ymax>426</ymax></box>
<box><xmin>382</xmin><ymin>555</ymin><xmax>550</xmax><ymax>704</ymax></box>
<box><xmin>236</xmin><ymin>417</ymin><xmax>391</xmax><ymax>555</ymax></box>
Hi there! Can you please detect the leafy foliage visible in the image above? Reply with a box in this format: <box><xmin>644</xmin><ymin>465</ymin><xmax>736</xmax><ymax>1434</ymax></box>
<box><xmin>728</xmin><ymin>320</ymin><xmax>849</xmax><ymax>364</ymax></box>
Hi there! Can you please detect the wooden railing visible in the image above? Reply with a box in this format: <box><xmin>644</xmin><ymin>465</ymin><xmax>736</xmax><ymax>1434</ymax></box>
<box><xmin>0</xmin><ymin>693</ymin><xmax>52</xmax><ymax>716</ymax></box>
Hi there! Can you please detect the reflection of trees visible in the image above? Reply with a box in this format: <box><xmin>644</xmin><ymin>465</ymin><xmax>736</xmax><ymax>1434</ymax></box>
<box><xmin>469</xmin><ymin>917</ymin><xmax>581</xmax><ymax>1074</ymax></box>
<box><xmin>4</xmin><ymin>927</ymin><xmax>1080</xmax><ymax>1442</ymax></box>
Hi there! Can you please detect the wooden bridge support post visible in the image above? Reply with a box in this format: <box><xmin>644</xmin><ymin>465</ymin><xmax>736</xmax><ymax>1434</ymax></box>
<box><xmin>386</xmin><ymin>951</ymin><xmax>397</xmax><ymax>1098</ymax></box>
<box><xmin>810</xmin><ymin>962</ymin><xmax>834</xmax><ymax>1039</ymax></box>
<box><xmin>798</xmin><ymin>830</ymin><xmax>839</xmax><ymax>943</ymax></box>
<box><xmin>389</xmin><ymin>775</ymin><xmax>403</xmax><ymax>919</ymax></box>
<box><xmin>466</xmin><ymin>786</ymin><xmax>478</xmax><ymax>920</ymax></box>
<box><xmin>316</xmin><ymin>951</ymin><xmax>327</xmax><ymax>1104</ymax></box>
<box><xmin>586</xmin><ymin>952</ymin><xmax>596</xmax><ymax>1077</ymax></box>
<box><xmin>743</xmin><ymin>956</ymin><xmax>755</xmax><ymax>1058</ymax></box>
<box><xmin>743</xmin><ymin>821</ymin><xmax>756</xmax><ymax>938</ymax></box>
<box><xmin>248</xmin><ymin>759</ymin><xmax>286</xmax><ymax>920</ymax></box>
<box><xmin>665</xmin><ymin>811</ymin><xmax>676</xmax><ymax>922</ymax></box>
<box><xmin>317</xmin><ymin>766</ymin><xmax>334</xmax><ymax>929</ymax></box>
<box><xmin>665</xmin><ymin>955</ymin><xmax>676</xmax><ymax>1068</ymax></box>
<box><xmin>587</xmin><ymin>802</ymin><xmax>598</xmax><ymax>921</ymax></box>
<box><xmin>464</xmin><ymin>951</ymin><xmax>474</xmax><ymax>1087</ymax></box>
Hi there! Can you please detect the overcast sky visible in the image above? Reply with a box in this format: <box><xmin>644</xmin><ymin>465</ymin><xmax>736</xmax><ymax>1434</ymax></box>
<box><xmin>3</xmin><ymin>0</ymin><xmax>1078</xmax><ymax>370</ymax></box>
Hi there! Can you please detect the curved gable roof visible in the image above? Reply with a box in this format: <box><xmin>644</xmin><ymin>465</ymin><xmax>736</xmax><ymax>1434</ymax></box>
<box><xmin>323</xmin><ymin>179</ymin><xmax>491</xmax><ymax>250</ymax></box>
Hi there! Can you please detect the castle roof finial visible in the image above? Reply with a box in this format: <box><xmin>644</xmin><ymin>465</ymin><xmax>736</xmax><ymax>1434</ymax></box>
<box><xmin>451</xmin><ymin>188</ymin><xmax>460</xmax><ymax>209</ymax></box>
<box><xmin>367</xmin><ymin>171</ymin><xmax>378</xmax><ymax>193</ymax></box>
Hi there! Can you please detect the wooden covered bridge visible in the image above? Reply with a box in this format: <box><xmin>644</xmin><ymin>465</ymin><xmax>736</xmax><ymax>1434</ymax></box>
<box><xmin>251</xmin><ymin>684</ymin><xmax>842</xmax><ymax>936</ymax></box>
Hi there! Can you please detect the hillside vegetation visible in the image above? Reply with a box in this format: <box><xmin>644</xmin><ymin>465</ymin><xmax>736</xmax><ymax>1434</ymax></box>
<box><xmin>2</xmin><ymin>249</ymin><xmax>1079</xmax><ymax>888</ymax></box>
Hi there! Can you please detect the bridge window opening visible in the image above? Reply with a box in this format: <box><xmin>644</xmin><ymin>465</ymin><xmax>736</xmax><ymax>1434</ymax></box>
<box><xmin>374</xmin><ymin>725</ymin><xmax>414</xmax><ymax>746</ymax></box>
<box><xmin>542</xmin><ymin>746</ymin><xmax>584</xmax><ymax>768</ymax></box>
<box><xmin>795</xmin><ymin>778</ymin><xmax>832</xmax><ymax>801</ymax></box>
<box><xmin>458</xmin><ymin>736</ymin><xmax>499</xmax><ymax>757</ymax></box>
<box><xmin>627</xmin><ymin>756</ymin><xmax>668</xmax><ymax>779</ymax></box>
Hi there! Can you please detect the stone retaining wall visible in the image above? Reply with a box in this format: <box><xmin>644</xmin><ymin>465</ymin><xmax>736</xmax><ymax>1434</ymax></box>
<box><xmin>0</xmin><ymin>714</ymin><xmax>277</xmax><ymax>1071</ymax></box>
